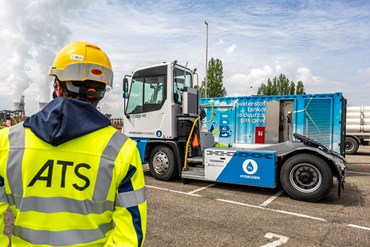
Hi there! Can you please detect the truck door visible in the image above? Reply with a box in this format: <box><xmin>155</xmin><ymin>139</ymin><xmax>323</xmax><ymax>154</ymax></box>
<box><xmin>265</xmin><ymin>100</ymin><xmax>294</xmax><ymax>143</ymax></box>
<box><xmin>124</xmin><ymin>65</ymin><xmax>170</xmax><ymax>139</ymax></box>
<box><xmin>280</xmin><ymin>101</ymin><xmax>294</xmax><ymax>142</ymax></box>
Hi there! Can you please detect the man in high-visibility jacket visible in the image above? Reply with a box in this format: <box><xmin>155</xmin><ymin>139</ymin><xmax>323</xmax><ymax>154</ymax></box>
<box><xmin>0</xmin><ymin>41</ymin><xmax>147</xmax><ymax>246</ymax></box>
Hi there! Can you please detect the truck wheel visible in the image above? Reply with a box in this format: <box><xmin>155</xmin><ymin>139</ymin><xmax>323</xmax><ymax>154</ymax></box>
<box><xmin>280</xmin><ymin>154</ymin><xmax>333</xmax><ymax>202</ymax></box>
<box><xmin>149</xmin><ymin>145</ymin><xmax>177</xmax><ymax>181</ymax></box>
<box><xmin>345</xmin><ymin>137</ymin><xmax>359</xmax><ymax>155</ymax></box>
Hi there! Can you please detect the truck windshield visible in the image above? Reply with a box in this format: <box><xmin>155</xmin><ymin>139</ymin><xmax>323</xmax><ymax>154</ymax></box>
<box><xmin>126</xmin><ymin>65</ymin><xmax>167</xmax><ymax>114</ymax></box>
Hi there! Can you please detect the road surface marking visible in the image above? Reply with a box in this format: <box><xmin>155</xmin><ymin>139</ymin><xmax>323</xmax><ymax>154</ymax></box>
<box><xmin>260</xmin><ymin>233</ymin><xmax>289</xmax><ymax>247</ymax></box>
<box><xmin>146</xmin><ymin>183</ymin><xmax>370</xmax><ymax>233</ymax></box>
<box><xmin>217</xmin><ymin>198</ymin><xmax>327</xmax><ymax>222</ymax></box>
<box><xmin>145</xmin><ymin>185</ymin><xmax>201</xmax><ymax>197</ymax></box>
<box><xmin>347</xmin><ymin>171</ymin><xmax>370</xmax><ymax>176</ymax></box>
<box><xmin>187</xmin><ymin>183</ymin><xmax>215</xmax><ymax>195</ymax></box>
<box><xmin>348</xmin><ymin>224</ymin><xmax>370</xmax><ymax>231</ymax></box>
<box><xmin>260</xmin><ymin>190</ymin><xmax>284</xmax><ymax>207</ymax></box>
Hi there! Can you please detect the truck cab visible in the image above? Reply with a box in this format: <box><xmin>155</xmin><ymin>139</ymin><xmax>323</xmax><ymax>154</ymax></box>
<box><xmin>123</xmin><ymin>61</ymin><xmax>346</xmax><ymax>202</ymax></box>
<box><xmin>124</xmin><ymin>61</ymin><xmax>193</xmax><ymax>140</ymax></box>
<box><xmin>123</xmin><ymin>61</ymin><xmax>196</xmax><ymax>180</ymax></box>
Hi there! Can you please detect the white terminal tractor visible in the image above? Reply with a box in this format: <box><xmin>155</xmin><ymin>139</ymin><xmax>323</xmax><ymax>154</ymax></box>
<box><xmin>122</xmin><ymin>60</ymin><xmax>346</xmax><ymax>202</ymax></box>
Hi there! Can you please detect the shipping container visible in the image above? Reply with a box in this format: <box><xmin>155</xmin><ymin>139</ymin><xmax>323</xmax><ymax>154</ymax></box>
<box><xmin>200</xmin><ymin>93</ymin><xmax>346</xmax><ymax>155</ymax></box>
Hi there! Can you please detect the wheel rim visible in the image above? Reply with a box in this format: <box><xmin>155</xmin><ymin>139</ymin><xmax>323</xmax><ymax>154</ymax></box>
<box><xmin>345</xmin><ymin>142</ymin><xmax>353</xmax><ymax>152</ymax></box>
<box><xmin>152</xmin><ymin>151</ymin><xmax>169</xmax><ymax>175</ymax></box>
<box><xmin>289</xmin><ymin>163</ymin><xmax>322</xmax><ymax>193</ymax></box>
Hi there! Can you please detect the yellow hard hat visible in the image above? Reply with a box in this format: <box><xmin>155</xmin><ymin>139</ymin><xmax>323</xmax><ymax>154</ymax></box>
<box><xmin>49</xmin><ymin>41</ymin><xmax>113</xmax><ymax>87</ymax></box>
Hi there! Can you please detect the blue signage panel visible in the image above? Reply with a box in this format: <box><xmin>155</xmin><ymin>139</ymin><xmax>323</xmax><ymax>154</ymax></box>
<box><xmin>216</xmin><ymin>150</ymin><xmax>276</xmax><ymax>188</ymax></box>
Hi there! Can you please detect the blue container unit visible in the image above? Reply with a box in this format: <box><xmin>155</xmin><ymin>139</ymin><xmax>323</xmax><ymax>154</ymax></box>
<box><xmin>199</xmin><ymin>93</ymin><xmax>346</xmax><ymax>154</ymax></box>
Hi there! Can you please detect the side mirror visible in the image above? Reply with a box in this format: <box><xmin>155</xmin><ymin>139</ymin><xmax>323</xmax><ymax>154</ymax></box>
<box><xmin>123</xmin><ymin>78</ymin><xmax>129</xmax><ymax>99</ymax></box>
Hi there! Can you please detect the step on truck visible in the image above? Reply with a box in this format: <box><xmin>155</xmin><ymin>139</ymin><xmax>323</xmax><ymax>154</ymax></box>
<box><xmin>122</xmin><ymin>61</ymin><xmax>346</xmax><ymax>202</ymax></box>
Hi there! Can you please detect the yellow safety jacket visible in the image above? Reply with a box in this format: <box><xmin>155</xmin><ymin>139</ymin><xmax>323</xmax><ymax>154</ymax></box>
<box><xmin>0</xmin><ymin>98</ymin><xmax>147</xmax><ymax>246</ymax></box>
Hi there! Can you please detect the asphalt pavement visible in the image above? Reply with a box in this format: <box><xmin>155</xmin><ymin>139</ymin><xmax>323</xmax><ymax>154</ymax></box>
<box><xmin>143</xmin><ymin>147</ymin><xmax>370</xmax><ymax>247</ymax></box>
<box><xmin>3</xmin><ymin>147</ymin><xmax>370</xmax><ymax>246</ymax></box>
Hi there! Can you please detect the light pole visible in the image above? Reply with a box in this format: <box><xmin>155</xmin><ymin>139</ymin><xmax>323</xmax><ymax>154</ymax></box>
<box><xmin>205</xmin><ymin>20</ymin><xmax>208</xmax><ymax>98</ymax></box>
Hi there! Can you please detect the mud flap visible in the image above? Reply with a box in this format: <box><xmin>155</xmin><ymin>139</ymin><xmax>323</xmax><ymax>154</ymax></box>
<box><xmin>338</xmin><ymin>176</ymin><xmax>345</xmax><ymax>198</ymax></box>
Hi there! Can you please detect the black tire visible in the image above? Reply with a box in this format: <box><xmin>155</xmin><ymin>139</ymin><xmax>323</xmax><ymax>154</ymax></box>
<box><xmin>345</xmin><ymin>136</ymin><xmax>359</xmax><ymax>155</ymax></box>
<box><xmin>280</xmin><ymin>154</ymin><xmax>333</xmax><ymax>202</ymax></box>
<box><xmin>149</xmin><ymin>145</ymin><xmax>177</xmax><ymax>181</ymax></box>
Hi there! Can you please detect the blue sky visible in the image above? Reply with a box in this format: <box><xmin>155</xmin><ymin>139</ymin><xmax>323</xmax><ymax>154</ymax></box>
<box><xmin>0</xmin><ymin>0</ymin><xmax>369</xmax><ymax>117</ymax></box>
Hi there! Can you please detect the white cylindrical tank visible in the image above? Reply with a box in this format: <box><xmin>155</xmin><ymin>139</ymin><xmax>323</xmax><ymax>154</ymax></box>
<box><xmin>346</xmin><ymin>106</ymin><xmax>370</xmax><ymax>133</ymax></box>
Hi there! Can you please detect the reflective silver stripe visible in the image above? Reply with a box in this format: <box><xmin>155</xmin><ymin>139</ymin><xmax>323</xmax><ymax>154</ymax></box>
<box><xmin>18</xmin><ymin>196</ymin><xmax>114</xmax><ymax>214</ymax></box>
<box><xmin>0</xmin><ymin>188</ymin><xmax>7</xmax><ymax>203</ymax></box>
<box><xmin>50</xmin><ymin>63</ymin><xmax>114</xmax><ymax>87</ymax></box>
<box><xmin>116</xmin><ymin>187</ymin><xmax>146</xmax><ymax>208</ymax></box>
<box><xmin>93</xmin><ymin>131</ymin><xmax>128</xmax><ymax>201</ymax></box>
<box><xmin>13</xmin><ymin>221</ymin><xmax>112</xmax><ymax>245</ymax></box>
<box><xmin>7</xmin><ymin>123</ymin><xmax>25</xmax><ymax>199</ymax></box>
<box><xmin>6</xmin><ymin>193</ymin><xmax>16</xmax><ymax>206</ymax></box>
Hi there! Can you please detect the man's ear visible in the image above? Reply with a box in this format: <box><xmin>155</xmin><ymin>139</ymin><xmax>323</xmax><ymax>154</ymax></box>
<box><xmin>55</xmin><ymin>80</ymin><xmax>63</xmax><ymax>97</ymax></box>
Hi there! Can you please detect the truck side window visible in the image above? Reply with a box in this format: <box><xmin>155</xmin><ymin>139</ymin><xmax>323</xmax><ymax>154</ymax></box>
<box><xmin>126</xmin><ymin>76</ymin><xmax>166</xmax><ymax>114</ymax></box>
<box><xmin>173</xmin><ymin>68</ymin><xmax>192</xmax><ymax>104</ymax></box>
<box><xmin>126</xmin><ymin>79</ymin><xmax>144</xmax><ymax>114</ymax></box>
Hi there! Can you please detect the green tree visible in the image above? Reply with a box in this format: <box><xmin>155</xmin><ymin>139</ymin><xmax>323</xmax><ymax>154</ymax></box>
<box><xmin>289</xmin><ymin>81</ymin><xmax>296</xmax><ymax>95</ymax></box>
<box><xmin>277</xmin><ymin>74</ymin><xmax>290</xmax><ymax>94</ymax></box>
<box><xmin>257</xmin><ymin>73</ymin><xmax>305</xmax><ymax>95</ymax></box>
<box><xmin>257</xmin><ymin>84</ymin><xmax>265</xmax><ymax>95</ymax></box>
<box><xmin>296</xmin><ymin>81</ymin><xmax>305</xmax><ymax>94</ymax></box>
<box><xmin>267</xmin><ymin>79</ymin><xmax>273</xmax><ymax>95</ymax></box>
<box><xmin>204</xmin><ymin>58</ymin><xmax>227</xmax><ymax>97</ymax></box>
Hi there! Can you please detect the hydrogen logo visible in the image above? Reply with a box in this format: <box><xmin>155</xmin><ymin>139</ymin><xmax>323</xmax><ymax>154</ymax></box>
<box><xmin>156</xmin><ymin>130</ymin><xmax>162</xmax><ymax>137</ymax></box>
<box><xmin>242</xmin><ymin>159</ymin><xmax>258</xmax><ymax>175</ymax></box>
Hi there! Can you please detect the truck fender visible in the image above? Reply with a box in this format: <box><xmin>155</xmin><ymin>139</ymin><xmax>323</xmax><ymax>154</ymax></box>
<box><xmin>346</xmin><ymin>135</ymin><xmax>360</xmax><ymax>144</ymax></box>
<box><xmin>282</xmin><ymin>147</ymin><xmax>345</xmax><ymax>178</ymax></box>
<box><xmin>280</xmin><ymin>147</ymin><xmax>346</xmax><ymax>196</ymax></box>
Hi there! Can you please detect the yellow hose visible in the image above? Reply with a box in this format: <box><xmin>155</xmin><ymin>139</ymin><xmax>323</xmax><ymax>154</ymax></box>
<box><xmin>183</xmin><ymin>116</ymin><xmax>200</xmax><ymax>171</ymax></box>
<box><xmin>200</xmin><ymin>103</ymin><xmax>214</xmax><ymax>124</ymax></box>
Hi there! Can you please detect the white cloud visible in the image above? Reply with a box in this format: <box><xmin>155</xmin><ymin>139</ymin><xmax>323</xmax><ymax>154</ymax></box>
<box><xmin>225</xmin><ymin>44</ymin><xmax>237</xmax><ymax>55</ymax></box>
<box><xmin>227</xmin><ymin>65</ymin><xmax>279</xmax><ymax>96</ymax></box>
<box><xmin>275</xmin><ymin>64</ymin><xmax>282</xmax><ymax>74</ymax></box>
<box><xmin>357</xmin><ymin>67</ymin><xmax>370</xmax><ymax>82</ymax></box>
<box><xmin>0</xmin><ymin>0</ymin><xmax>90</xmax><ymax>114</ymax></box>
<box><xmin>1</xmin><ymin>0</ymin><xmax>370</xmax><ymax>116</ymax></box>
<box><xmin>295</xmin><ymin>67</ymin><xmax>322</xmax><ymax>85</ymax></box>
<box><xmin>216</xmin><ymin>39</ymin><xmax>225</xmax><ymax>45</ymax></box>
<box><xmin>294</xmin><ymin>67</ymin><xmax>351</xmax><ymax>97</ymax></box>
